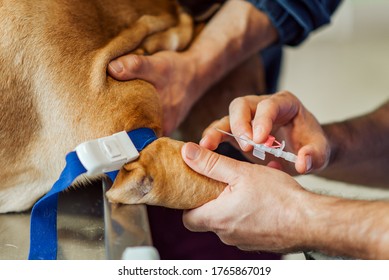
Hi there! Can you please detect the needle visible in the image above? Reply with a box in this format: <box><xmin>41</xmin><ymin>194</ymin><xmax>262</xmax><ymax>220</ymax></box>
<box><xmin>215</xmin><ymin>128</ymin><xmax>297</xmax><ymax>163</ymax></box>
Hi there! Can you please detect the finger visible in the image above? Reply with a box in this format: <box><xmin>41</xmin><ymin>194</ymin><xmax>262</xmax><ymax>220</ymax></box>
<box><xmin>292</xmin><ymin>116</ymin><xmax>330</xmax><ymax>174</ymax></box>
<box><xmin>181</xmin><ymin>142</ymin><xmax>242</xmax><ymax>184</ymax></box>
<box><xmin>266</xmin><ymin>161</ymin><xmax>283</xmax><ymax>171</ymax></box>
<box><xmin>297</xmin><ymin>143</ymin><xmax>329</xmax><ymax>174</ymax></box>
<box><xmin>295</xmin><ymin>150</ymin><xmax>312</xmax><ymax>174</ymax></box>
<box><xmin>183</xmin><ymin>184</ymin><xmax>232</xmax><ymax>232</ymax></box>
<box><xmin>182</xmin><ymin>201</ymin><xmax>217</xmax><ymax>232</ymax></box>
<box><xmin>200</xmin><ymin>117</ymin><xmax>231</xmax><ymax>150</ymax></box>
<box><xmin>252</xmin><ymin>91</ymin><xmax>299</xmax><ymax>143</ymax></box>
<box><xmin>108</xmin><ymin>54</ymin><xmax>157</xmax><ymax>82</ymax></box>
<box><xmin>229</xmin><ymin>96</ymin><xmax>261</xmax><ymax>151</ymax></box>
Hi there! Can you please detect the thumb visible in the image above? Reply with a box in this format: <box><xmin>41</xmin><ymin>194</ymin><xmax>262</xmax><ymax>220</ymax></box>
<box><xmin>108</xmin><ymin>54</ymin><xmax>154</xmax><ymax>81</ymax></box>
<box><xmin>181</xmin><ymin>142</ymin><xmax>241</xmax><ymax>184</ymax></box>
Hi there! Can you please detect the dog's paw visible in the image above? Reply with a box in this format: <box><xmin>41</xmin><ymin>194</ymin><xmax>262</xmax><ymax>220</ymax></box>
<box><xmin>106</xmin><ymin>137</ymin><xmax>226</xmax><ymax>209</ymax></box>
<box><xmin>106</xmin><ymin>161</ymin><xmax>154</xmax><ymax>205</ymax></box>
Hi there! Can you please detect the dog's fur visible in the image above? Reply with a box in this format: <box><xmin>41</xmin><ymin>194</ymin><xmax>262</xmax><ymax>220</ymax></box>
<box><xmin>0</xmin><ymin>0</ymin><xmax>264</xmax><ymax>213</ymax></box>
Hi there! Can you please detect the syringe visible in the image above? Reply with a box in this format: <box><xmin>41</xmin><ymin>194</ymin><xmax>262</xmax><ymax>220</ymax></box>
<box><xmin>216</xmin><ymin>128</ymin><xmax>297</xmax><ymax>163</ymax></box>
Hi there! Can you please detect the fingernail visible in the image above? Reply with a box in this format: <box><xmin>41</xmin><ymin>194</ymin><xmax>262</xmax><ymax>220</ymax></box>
<box><xmin>109</xmin><ymin>60</ymin><xmax>123</xmax><ymax>74</ymax></box>
<box><xmin>185</xmin><ymin>143</ymin><xmax>200</xmax><ymax>160</ymax></box>
<box><xmin>239</xmin><ymin>134</ymin><xmax>250</xmax><ymax>150</ymax></box>
<box><xmin>254</xmin><ymin>126</ymin><xmax>263</xmax><ymax>141</ymax></box>
<box><xmin>305</xmin><ymin>155</ymin><xmax>313</xmax><ymax>173</ymax></box>
<box><xmin>199</xmin><ymin>136</ymin><xmax>208</xmax><ymax>147</ymax></box>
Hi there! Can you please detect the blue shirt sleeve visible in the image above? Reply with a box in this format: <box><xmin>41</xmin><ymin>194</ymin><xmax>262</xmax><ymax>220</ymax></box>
<box><xmin>248</xmin><ymin>0</ymin><xmax>342</xmax><ymax>46</ymax></box>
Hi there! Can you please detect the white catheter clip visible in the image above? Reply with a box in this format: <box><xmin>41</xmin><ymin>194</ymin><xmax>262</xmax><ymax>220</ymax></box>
<box><xmin>75</xmin><ymin>131</ymin><xmax>139</xmax><ymax>176</ymax></box>
<box><xmin>216</xmin><ymin>129</ymin><xmax>297</xmax><ymax>163</ymax></box>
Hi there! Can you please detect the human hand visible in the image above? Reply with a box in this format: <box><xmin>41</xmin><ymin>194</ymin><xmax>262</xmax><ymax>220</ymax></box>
<box><xmin>108</xmin><ymin>51</ymin><xmax>202</xmax><ymax>135</ymax></box>
<box><xmin>181</xmin><ymin>142</ymin><xmax>312</xmax><ymax>253</ymax></box>
<box><xmin>199</xmin><ymin>91</ymin><xmax>331</xmax><ymax>174</ymax></box>
<box><xmin>107</xmin><ymin>0</ymin><xmax>278</xmax><ymax>136</ymax></box>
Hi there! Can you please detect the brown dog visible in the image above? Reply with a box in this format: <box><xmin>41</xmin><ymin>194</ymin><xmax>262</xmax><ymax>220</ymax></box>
<box><xmin>0</xmin><ymin>0</ymin><xmax>264</xmax><ymax>213</ymax></box>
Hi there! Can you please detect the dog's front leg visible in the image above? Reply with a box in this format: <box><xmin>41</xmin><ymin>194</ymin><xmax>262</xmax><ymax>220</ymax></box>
<box><xmin>106</xmin><ymin>137</ymin><xmax>225</xmax><ymax>209</ymax></box>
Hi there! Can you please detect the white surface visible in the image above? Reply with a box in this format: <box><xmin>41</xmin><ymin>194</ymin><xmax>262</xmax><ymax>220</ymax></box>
<box><xmin>122</xmin><ymin>246</ymin><xmax>160</xmax><ymax>260</ymax></box>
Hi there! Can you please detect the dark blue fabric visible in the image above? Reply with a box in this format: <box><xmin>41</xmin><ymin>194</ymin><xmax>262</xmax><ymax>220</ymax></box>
<box><xmin>249</xmin><ymin>0</ymin><xmax>342</xmax><ymax>46</ymax></box>
<box><xmin>260</xmin><ymin>45</ymin><xmax>283</xmax><ymax>93</ymax></box>
<box><xmin>246</xmin><ymin>0</ymin><xmax>342</xmax><ymax>93</ymax></box>
<box><xmin>28</xmin><ymin>128</ymin><xmax>157</xmax><ymax>260</ymax></box>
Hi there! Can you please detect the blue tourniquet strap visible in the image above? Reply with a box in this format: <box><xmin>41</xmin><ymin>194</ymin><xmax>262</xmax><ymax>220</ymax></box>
<box><xmin>28</xmin><ymin>152</ymin><xmax>86</xmax><ymax>260</ymax></box>
<box><xmin>28</xmin><ymin>128</ymin><xmax>157</xmax><ymax>260</ymax></box>
<box><xmin>127</xmin><ymin>127</ymin><xmax>157</xmax><ymax>151</ymax></box>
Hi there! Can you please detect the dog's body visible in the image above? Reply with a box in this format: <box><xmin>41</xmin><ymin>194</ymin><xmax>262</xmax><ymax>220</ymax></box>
<box><xmin>0</xmin><ymin>0</ymin><xmax>264</xmax><ymax>213</ymax></box>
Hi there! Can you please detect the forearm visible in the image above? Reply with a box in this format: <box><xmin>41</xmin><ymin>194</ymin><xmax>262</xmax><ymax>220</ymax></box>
<box><xmin>318</xmin><ymin>101</ymin><xmax>389</xmax><ymax>187</ymax></box>
<box><xmin>303</xmin><ymin>194</ymin><xmax>389</xmax><ymax>259</ymax></box>
<box><xmin>186</xmin><ymin>0</ymin><xmax>277</xmax><ymax>102</ymax></box>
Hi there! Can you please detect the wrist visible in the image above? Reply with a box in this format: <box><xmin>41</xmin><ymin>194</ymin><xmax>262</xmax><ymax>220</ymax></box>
<box><xmin>281</xmin><ymin>188</ymin><xmax>319</xmax><ymax>252</ymax></box>
<box><xmin>180</xmin><ymin>50</ymin><xmax>205</xmax><ymax>107</ymax></box>
<box><xmin>245</xmin><ymin>2</ymin><xmax>278</xmax><ymax>50</ymax></box>
<box><xmin>300</xmin><ymin>193</ymin><xmax>338</xmax><ymax>253</ymax></box>
<box><xmin>319</xmin><ymin>120</ymin><xmax>359</xmax><ymax>180</ymax></box>
<box><xmin>184</xmin><ymin>0</ymin><xmax>278</xmax><ymax>100</ymax></box>
<box><xmin>320</xmin><ymin>123</ymin><xmax>344</xmax><ymax>170</ymax></box>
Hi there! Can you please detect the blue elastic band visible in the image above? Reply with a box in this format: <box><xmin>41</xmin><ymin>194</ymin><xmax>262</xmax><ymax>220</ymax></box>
<box><xmin>28</xmin><ymin>152</ymin><xmax>86</xmax><ymax>260</ymax></box>
<box><xmin>28</xmin><ymin>128</ymin><xmax>157</xmax><ymax>260</ymax></box>
<box><xmin>127</xmin><ymin>127</ymin><xmax>158</xmax><ymax>151</ymax></box>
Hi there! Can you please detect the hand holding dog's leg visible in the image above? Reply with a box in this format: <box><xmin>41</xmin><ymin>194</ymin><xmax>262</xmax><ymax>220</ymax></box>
<box><xmin>181</xmin><ymin>142</ymin><xmax>389</xmax><ymax>259</ymax></box>
<box><xmin>181</xmin><ymin>142</ymin><xmax>310</xmax><ymax>252</ymax></box>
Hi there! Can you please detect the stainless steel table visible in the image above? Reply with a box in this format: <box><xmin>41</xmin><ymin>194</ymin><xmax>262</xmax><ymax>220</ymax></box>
<box><xmin>0</xmin><ymin>179</ymin><xmax>154</xmax><ymax>260</ymax></box>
